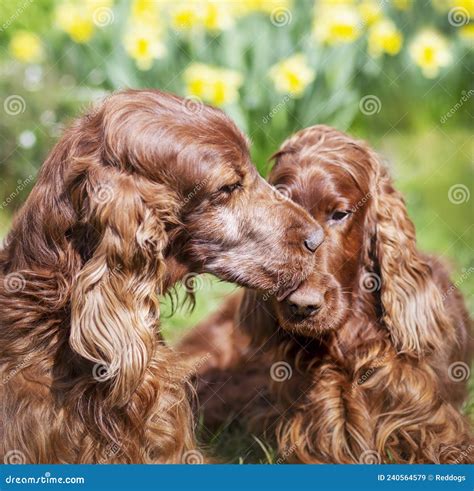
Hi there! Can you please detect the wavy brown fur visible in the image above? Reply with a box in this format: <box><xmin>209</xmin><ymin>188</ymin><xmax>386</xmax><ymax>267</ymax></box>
<box><xmin>178</xmin><ymin>125</ymin><xmax>473</xmax><ymax>464</ymax></box>
<box><xmin>0</xmin><ymin>90</ymin><xmax>319</xmax><ymax>463</ymax></box>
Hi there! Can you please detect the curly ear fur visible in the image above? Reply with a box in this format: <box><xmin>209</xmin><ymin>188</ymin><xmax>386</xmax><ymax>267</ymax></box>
<box><xmin>69</xmin><ymin>166</ymin><xmax>170</xmax><ymax>406</ymax></box>
<box><xmin>367</xmin><ymin>152</ymin><xmax>455</xmax><ymax>356</ymax></box>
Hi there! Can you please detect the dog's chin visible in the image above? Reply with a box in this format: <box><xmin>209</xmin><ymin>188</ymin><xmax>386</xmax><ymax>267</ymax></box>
<box><xmin>275</xmin><ymin>301</ymin><xmax>346</xmax><ymax>338</ymax></box>
<box><xmin>203</xmin><ymin>258</ymin><xmax>307</xmax><ymax>300</ymax></box>
<box><xmin>276</xmin><ymin>314</ymin><xmax>340</xmax><ymax>338</ymax></box>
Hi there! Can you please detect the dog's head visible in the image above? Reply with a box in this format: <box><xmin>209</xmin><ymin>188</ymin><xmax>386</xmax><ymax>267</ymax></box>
<box><xmin>242</xmin><ymin>125</ymin><xmax>453</xmax><ymax>357</ymax></box>
<box><xmin>30</xmin><ymin>90</ymin><xmax>319</xmax><ymax>402</ymax></box>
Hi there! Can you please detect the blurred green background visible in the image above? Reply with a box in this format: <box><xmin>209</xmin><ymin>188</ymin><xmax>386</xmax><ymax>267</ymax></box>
<box><xmin>0</xmin><ymin>0</ymin><xmax>473</xmax><ymax>461</ymax></box>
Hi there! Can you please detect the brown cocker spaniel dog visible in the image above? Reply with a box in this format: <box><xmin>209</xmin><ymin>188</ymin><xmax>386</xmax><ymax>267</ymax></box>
<box><xmin>0</xmin><ymin>90</ymin><xmax>322</xmax><ymax>464</ymax></box>
<box><xmin>179</xmin><ymin>125</ymin><xmax>473</xmax><ymax>464</ymax></box>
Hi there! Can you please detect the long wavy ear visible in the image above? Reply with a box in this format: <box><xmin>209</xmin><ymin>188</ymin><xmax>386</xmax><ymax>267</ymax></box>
<box><xmin>68</xmin><ymin>164</ymin><xmax>176</xmax><ymax>407</ymax></box>
<box><xmin>367</xmin><ymin>151</ymin><xmax>454</xmax><ymax>356</ymax></box>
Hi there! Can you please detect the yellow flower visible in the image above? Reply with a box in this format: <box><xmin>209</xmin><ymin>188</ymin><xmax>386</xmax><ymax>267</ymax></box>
<box><xmin>169</xmin><ymin>3</ymin><xmax>201</xmax><ymax>30</ymax></box>
<box><xmin>460</xmin><ymin>23</ymin><xmax>474</xmax><ymax>42</ymax></box>
<box><xmin>358</xmin><ymin>0</ymin><xmax>382</xmax><ymax>26</ymax></box>
<box><xmin>184</xmin><ymin>63</ymin><xmax>243</xmax><ymax>106</ymax></box>
<box><xmin>238</xmin><ymin>0</ymin><xmax>291</xmax><ymax>15</ymax></box>
<box><xmin>368</xmin><ymin>19</ymin><xmax>403</xmax><ymax>57</ymax></box>
<box><xmin>202</xmin><ymin>2</ymin><xmax>234</xmax><ymax>31</ymax></box>
<box><xmin>454</xmin><ymin>0</ymin><xmax>474</xmax><ymax>17</ymax></box>
<box><xmin>123</xmin><ymin>22</ymin><xmax>166</xmax><ymax>70</ymax></box>
<box><xmin>313</xmin><ymin>5</ymin><xmax>362</xmax><ymax>45</ymax></box>
<box><xmin>131</xmin><ymin>0</ymin><xmax>160</xmax><ymax>22</ymax></box>
<box><xmin>56</xmin><ymin>1</ymin><xmax>114</xmax><ymax>42</ymax></box>
<box><xmin>269</xmin><ymin>54</ymin><xmax>315</xmax><ymax>97</ymax></box>
<box><xmin>9</xmin><ymin>31</ymin><xmax>43</xmax><ymax>63</ymax></box>
<box><xmin>169</xmin><ymin>1</ymin><xmax>234</xmax><ymax>32</ymax></box>
<box><xmin>55</xmin><ymin>2</ymin><xmax>95</xmax><ymax>43</ymax></box>
<box><xmin>409</xmin><ymin>30</ymin><xmax>452</xmax><ymax>78</ymax></box>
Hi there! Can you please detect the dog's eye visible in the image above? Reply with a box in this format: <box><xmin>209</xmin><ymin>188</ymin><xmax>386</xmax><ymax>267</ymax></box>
<box><xmin>218</xmin><ymin>182</ymin><xmax>242</xmax><ymax>195</ymax></box>
<box><xmin>330</xmin><ymin>210</ymin><xmax>351</xmax><ymax>222</ymax></box>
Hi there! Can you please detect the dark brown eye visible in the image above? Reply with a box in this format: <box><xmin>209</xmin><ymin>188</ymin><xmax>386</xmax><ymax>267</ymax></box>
<box><xmin>330</xmin><ymin>210</ymin><xmax>351</xmax><ymax>222</ymax></box>
<box><xmin>218</xmin><ymin>182</ymin><xmax>242</xmax><ymax>195</ymax></box>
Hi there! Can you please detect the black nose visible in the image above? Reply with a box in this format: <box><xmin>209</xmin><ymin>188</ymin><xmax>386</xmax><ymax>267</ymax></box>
<box><xmin>288</xmin><ymin>301</ymin><xmax>321</xmax><ymax>318</ymax></box>
<box><xmin>304</xmin><ymin>228</ymin><xmax>324</xmax><ymax>253</ymax></box>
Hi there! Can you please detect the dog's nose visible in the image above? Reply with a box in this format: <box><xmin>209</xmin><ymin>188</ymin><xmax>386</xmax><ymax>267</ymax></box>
<box><xmin>288</xmin><ymin>302</ymin><xmax>320</xmax><ymax>318</ymax></box>
<box><xmin>304</xmin><ymin>227</ymin><xmax>324</xmax><ymax>253</ymax></box>
<box><xmin>286</xmin><ymin>290</ymin><xmax>324</xmax><ymax>318</ymax></box>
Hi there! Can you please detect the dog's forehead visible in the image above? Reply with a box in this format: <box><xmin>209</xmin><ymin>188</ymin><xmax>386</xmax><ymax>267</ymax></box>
<box><xmin>271</xmin><ymin>147</ymin><xmax>369</xmax><ymax>209</ymax></box>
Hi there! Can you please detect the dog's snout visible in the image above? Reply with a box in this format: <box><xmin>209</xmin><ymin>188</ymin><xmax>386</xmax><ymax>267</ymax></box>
<box><xmin>288</xmin><ymin>302</ymin><xmax>320</xmax><ymax>318</ymax></box>
<box><xmin>286</xmin><ymin>290</ymin><xmax>324</xmax><ymax>319</ymax></box>
<box><xmin>304</xmin><ymin>227</ymin><xmax>324</xmax><ymax>253</ymax></box>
